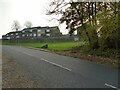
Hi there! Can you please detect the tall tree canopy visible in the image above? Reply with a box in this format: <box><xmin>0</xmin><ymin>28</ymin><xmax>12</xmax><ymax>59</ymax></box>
<box><xmin>48</xmin><ymin>0</ymin><xmax>120</xmax><ymax>49</ymax></box>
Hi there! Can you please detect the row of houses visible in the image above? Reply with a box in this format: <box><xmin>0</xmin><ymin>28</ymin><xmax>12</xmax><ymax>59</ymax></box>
<box><xmin>2</xmin><ymin>26</ymin><xmax>62</xmax><ymax>40</ymax></box>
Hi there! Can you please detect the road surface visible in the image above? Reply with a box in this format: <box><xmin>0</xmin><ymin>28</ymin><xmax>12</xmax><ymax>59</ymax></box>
<box><xmin>2</xmin><ymin>45</ymin><xmax>119</xmax><ymax>88</ymax></box>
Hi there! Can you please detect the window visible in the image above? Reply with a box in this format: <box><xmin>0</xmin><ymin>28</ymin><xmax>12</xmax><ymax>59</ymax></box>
<box><xmin>46</xmin><ymin>29</ymin><xmax>50</xmax><ymax>32</ymax></box>
<box><xmin>16</xmin><ymin>36</ymin><xmax>19</xmax><ymax>38</ymax></box>
<box><xmin>46</xmin><ymin>34</ymin><xmax>50</xmax><ymax>36</ymax></box>
<box><xmin>38</xmin><ymin>34</ymin><xmax>41</xmax><ymax>36</ymax></box>
<box><xmin>22</xmin><ymin>34</ymin><xmax>25</xmax><ymax>37</ymax></box>
<box><xmin>30</xmin><ymin>30</ymin><xmax>32</xmax><ymax>32</ymax></box>
<box><xmin>33</xmin><ymin>33</ymin><xmax>36</xmax><ymax>37</ymax></box>
<box><xmin>38</xmin><ymin>30</ymin><xmax>41</xmax><ymax>32</ymax></box>
<box><xmin>16</xmin><ymin>33</ymin><xmax>18</xmax><ymax>35</ymax></box>
<box><xmin>30</xmin><ymin>34</ymin><xmax>32</xmax><ymax>37</ymax></box>
<box><xmin>11</xmin><ymin>33</ymin><xmax>13</xmax><ymax>36</ymax></box>
<box><xmin>7</xmin><ymin>37</ymin><xmax>10</xmax><ymax>39</ymax></box>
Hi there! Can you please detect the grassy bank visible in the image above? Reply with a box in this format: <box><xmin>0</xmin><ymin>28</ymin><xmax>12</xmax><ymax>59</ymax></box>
<box><xmin>2</xmin><ymin>41</ymin><xmax>87</xmax><ymax>50</ymax></box>
<box><xmin>2</xmin><ymin>41</ymin><xmax>119</xmax><ymax>59</ymax></box>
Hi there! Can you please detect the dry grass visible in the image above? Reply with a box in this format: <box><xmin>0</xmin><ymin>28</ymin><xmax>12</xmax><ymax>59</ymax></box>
<box><xmin>55</xmin><ymin>50</ymin><xmax>120</xmax><ymax>69</ymax></box>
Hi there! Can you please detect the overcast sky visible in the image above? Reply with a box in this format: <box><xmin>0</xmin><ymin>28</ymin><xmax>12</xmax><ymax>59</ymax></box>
<box><xmin>0</xmin><ymin>0</ymin><xmax>68</xmax><ymax>38</ymax></box>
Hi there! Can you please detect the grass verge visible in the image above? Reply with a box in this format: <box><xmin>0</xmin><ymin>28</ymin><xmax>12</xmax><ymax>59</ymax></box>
<box><xmin>2</xmin><ymin>41</ymin><xmax>87</xmax><ymax>50</ymax></box>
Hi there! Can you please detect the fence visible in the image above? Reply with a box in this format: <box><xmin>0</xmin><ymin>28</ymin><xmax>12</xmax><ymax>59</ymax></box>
<box><xmin>3</xmin><ymin>36</ymin><xmax>80</xmax><ymax>43</ymax></box>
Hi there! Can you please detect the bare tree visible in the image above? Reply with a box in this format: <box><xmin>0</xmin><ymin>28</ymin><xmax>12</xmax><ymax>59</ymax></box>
<box><xmin>24</xmin><ymin>21</ymin><xmax>32</xmax><ymax>28</ymax></box>
<box><xmin>11</xmin><ymin>20</ymin><xmax>21</xmax><ymax>31</ymax></box>
<box><xmin>47</xmin><ymin>0</ymin><xmax>70</xmax><ymax>15</ymax></box>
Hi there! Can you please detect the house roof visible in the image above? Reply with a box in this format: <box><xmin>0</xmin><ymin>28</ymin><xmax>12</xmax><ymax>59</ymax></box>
<box><xmin>22</xmin><ymin>26</ymin><xmax>59</xmax><ymax>31</ymax></box>
<box><xmin>7</xmin><ymin>31</ymin><xmax>21</xmax><ymax>34</ymax></box>
<box><xmin>2</xmin><ymin>26</ymin><xmax>59</xmax><ymax>36</ymax></box>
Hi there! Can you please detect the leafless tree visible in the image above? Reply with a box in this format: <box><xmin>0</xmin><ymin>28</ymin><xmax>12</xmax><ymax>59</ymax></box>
<box><xmin>24</xmin><ymin>21</ymin><xmax>32</xmax><ymax>28</ymax></box>
<box><xmin>47</xmin><ymin>0</ymin><xmax>70</xmax><ymax>15</ymax></box>
<box><xmin>11</xmin><ymin>20</ymin><xmax>21</xmax><ymax>31</ymax></box>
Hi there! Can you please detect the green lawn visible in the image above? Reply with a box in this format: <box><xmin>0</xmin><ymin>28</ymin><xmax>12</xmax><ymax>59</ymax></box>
<box><xmin>2</xmin><ymin>41</ymin><xmax>87</xmax><ymax>50</ymax></box>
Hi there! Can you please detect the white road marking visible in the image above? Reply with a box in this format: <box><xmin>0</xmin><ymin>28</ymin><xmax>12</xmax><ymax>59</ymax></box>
<box><xmin>22</xmin><ymin>52</ymin><xmax>33</xmax><ymax>57</ymax></box>
<box><xmin>20</xmin><ymin>52</ymin><xmax>72</xmax><ymax>71</ymax></box>
<box><xmin>105</xmin><ymin>83</ymin><xmax>120</xmax><ymax>90</ymax></box>
<box><xmin>40</xmin><ymin>58</ymin><xmax>72</xmax><ymax>71</ymax></box>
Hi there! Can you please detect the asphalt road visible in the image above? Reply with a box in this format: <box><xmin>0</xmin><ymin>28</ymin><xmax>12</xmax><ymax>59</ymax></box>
<box><xmin>2</xmin><ymin>45</ymin><xmax>119</xmax><ymax>88</ymax></box>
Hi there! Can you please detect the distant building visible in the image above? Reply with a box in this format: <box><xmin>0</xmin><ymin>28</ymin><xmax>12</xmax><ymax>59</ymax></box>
<box><xmin>2</xmin><ymin>26</ymin><xmax>62</xmax><ymax>40</ymax></box>
<box><xmin>2</xmin><ymin>31</ymin><xmax>21</xmax><ymax>40</ymax></box>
